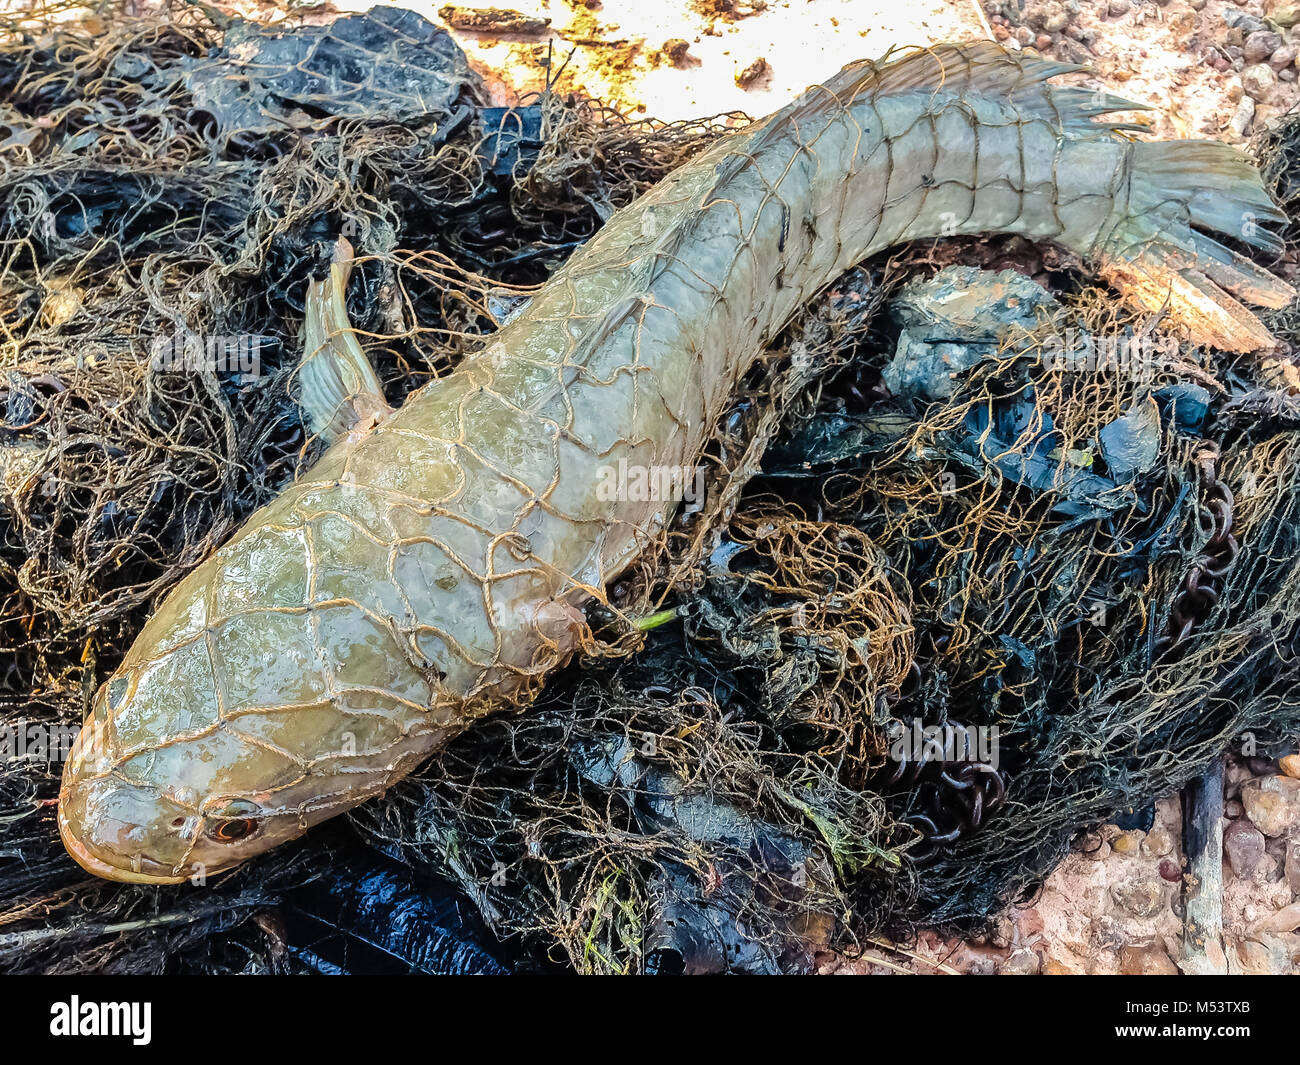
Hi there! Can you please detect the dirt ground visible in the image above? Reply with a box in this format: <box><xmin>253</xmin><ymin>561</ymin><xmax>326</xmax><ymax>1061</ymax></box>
<box><xmin>299</xmin><ymin>0</ymin><xmax>1300</xmax><ymax>140</ymax></box>
<box><xmin>824</xmin><ymin>756</ymin><xmax>1300</xmax><ymax>975</ymax></box>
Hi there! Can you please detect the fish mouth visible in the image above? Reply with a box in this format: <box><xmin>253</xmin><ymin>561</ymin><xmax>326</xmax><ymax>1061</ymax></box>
<box><xmin>57</xmin><ymin>806</ymin><xmax>192</xmax><ymax>885</ymax></box>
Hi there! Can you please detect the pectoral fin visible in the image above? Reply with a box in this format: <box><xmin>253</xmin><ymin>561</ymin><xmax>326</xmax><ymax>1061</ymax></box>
<box><xmin>298</xmin><ymin>237</ymin><xmax>393</xmax><ymax>443</ymax></box>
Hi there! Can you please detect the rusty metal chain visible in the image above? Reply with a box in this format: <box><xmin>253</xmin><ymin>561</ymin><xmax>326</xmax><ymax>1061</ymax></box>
<box><xmin>1154</xmin><ymin>445</ymin><xmax>1239</xmax><ymax>660</ymax></box>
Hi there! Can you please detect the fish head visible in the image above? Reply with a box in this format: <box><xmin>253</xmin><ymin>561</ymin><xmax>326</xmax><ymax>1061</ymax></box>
<box><xmin>56</xmin><ymin>563</ymin><xmax>341</xmax><ymax>885</ymax></box>
<box><xmin>57</xmin><ymin>663</ymin><xmax>330</xmax><ymax>885</ymax></box>
<box><xmin>57</xmin><ymin>528</ymin><xmax>448</xmax><ymax>884</ymax></box>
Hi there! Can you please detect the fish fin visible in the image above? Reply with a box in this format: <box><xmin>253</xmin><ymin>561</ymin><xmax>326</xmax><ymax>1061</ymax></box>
<box><xmin>815</xmin><ymin>43</ymin><xmax>1150</xmax><ymax>134</ymax></box>
<box><xmin>836</xmin><ymin>47</ymin><xmax>1294</xmax><ymax>352</ymax></box>
<box><xmin>1094</xmin><ymin>140</ymin><xmax>1293</xmax><ymax>352</ymax></box>
<box><xmin>297</xmin><ymin>237</ymin><xmax>393</xmax><ymax>443</ymax></box>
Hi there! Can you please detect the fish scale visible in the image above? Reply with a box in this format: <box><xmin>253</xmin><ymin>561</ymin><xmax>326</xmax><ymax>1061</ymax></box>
<box><xmin>59</xmin><ymin>42</ymin><xmax>1293</xmax><ymax>883</ymax></box>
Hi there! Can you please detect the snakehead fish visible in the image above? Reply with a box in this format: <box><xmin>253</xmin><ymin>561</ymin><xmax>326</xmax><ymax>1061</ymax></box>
<box><xmin>59</xmin><ymin>43</ymin><xmax>1292</xmax><ymax>882</ymax></box>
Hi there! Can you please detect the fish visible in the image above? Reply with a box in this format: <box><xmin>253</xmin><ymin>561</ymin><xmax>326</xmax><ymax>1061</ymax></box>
<box><xmin>58</xmin><ymin>42</ymin><xmax>1292</xmax><ymax>883</ymax></box>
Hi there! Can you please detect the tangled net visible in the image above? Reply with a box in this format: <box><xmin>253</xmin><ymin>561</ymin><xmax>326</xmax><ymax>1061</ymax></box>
<box><xmin>3</xmin><ymin>2</ymin><xmax>1300</xmax><ymax>974</ymax></box>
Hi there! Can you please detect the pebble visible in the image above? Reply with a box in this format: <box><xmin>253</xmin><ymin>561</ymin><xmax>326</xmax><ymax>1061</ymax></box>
<box><xmin>1243</xmin><ymin>30</ymin><xmax>1283</xmax><ymax>63</ymax></box>
<box><xmin>999</xmin><ymin>949</ymin><xmax>1042</xmax><ymax>975</ymax></box>
<box><xmin>1224</xmin><ymin>817</ymin><xmax>1267</xmax><ymax>877</ymax></box>
<box><xmin>1275</xmin><ymin>6</ymin><xmax>1300</xmax><ymax>30</ymax></box>
<box><xmin>1242</xmin><ymin>775</ymin><xmax>1300</xmax><ymax>837</ymax></box>
<box><xmin>1044</xmin><ymin>11</ymin><xmax>1070</xmax><ymax>31</ymax></box>
<box><xmin>1159</xmin><ymin>858</ymin><xmax>1182</xmax><ymax>882</ymax></box>
<box><xmin>662</xmin><ymin>38</ymin><xmax>691</xmax><ymax>66</ymax></box>
<box><xmin>1056</xmin><ymin>38</ymin><xmax>1091</xmax><ymax>64</ymax></box>
<box><xmin>1036</xmin><ymin>33</ymin><xmax>1054</xmax><ymax>50</ymax></box>
<box><xmin>1111</xmin><ymin>878</ymin><xmax>1167</xmax><ymax>918</ymax></box>
<box><xmin>1111</xmin><ymin>830</ymin><xmax>1142</xmax><ymax>855</ymax></box>
<box><xmin>1226</xmin><ymin>797</ymin><xmax>1246</xmax><ymax>818</ymax></box>
<box><xmin>1143</xmin><ymin>825</ymin><xmax>1175</xmax><ymax>856</ymax></box>
<box><xmin>1224</xmin><ymin>12</ymin><xmax>1268</xmax><ymax>38</ymax></box>
<box><xmin>1108</xmin><ymin>0</ymin><xmax>1129</xmax><ymax>12</ymax></box>
<box><xmin>1269</xmin><ymin>44</ymin><xmax>1298</xmax><ymax>71</ymax></box>
<box><xmin>1280</xmin><ymin>753</ymin><xmax>1300</xmax><ymax>779</ymax></box>
<box><xmin>1119</xmin><ymin>943</ymin><xmax>1179</xmax><ymax>974</ymax></box>
<box><xmin>1229</xmin><ymin>933</ymin><xmax>1292</xmax><ymax>974</ymax></box>
<box><xmin>1241</xmin><ymin>62</ymin><xmax>1278</xmax><ymax>101</ymax></box>
<box><xmin>1188</xmin><ymin>0</ymin><xmax>1206</xmax><ymax>8</ymax></box>
<box><xmin>1082</xmin><ymin>834</ymin><xmax>1110</xmax><ymax>861</ymax></box>
<box><xmin>735</xmin><ymin>57</ymin><xmax>769</xmax><ymax>89</ymax></box>
<box><xmin>1251</xmin><ymin>900</ymin><xmax>1300</xmax><ymax>934</ymax></box>
<box><xmin>1228</xmin><ymin>93</ymin><xmax>1256</xmax><ymax>137</ymax></box>
<box><xmin>1016</xmin><ymin>25</ymin><xmax>1034</xmax><ymax>46</ymax></box>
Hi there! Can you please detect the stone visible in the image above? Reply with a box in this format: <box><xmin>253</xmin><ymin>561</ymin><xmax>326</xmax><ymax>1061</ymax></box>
<box><xmin>1251</xmin><ymin>901</ymin><xmax>1300</xmax><ymax>934</ymax></box>
<box><xmin>1108</xmin><ymin>0</ymin><xmax>1130</xmax><ymax>10</ymax></box>
<box><xmin>1111</xmin><ymin>830</ymin><xmax>1142</xmax><ymax>855</ymax></box>
<box><xmin>1159</xmin><ymin>858</ymin><xmax>1182</xmax><ymax>882</ymax></box>
<box><xmin>1036</xmin><ymin>33</ymin><xmax>1054</xmax><ymax>50</ymax></box>
<box><xmin>1284</xmin><ymin>836</ymin><xmax>1300</xmax><ymax>892</ymax></box>
<box><xmin>1270</xmin><ymin>44</ymin><xmax>1298</xmax><ymax>70</ymax></box>
<box><xmin>734</xmin><ymin>57</ymin><xmax>770</xmax><ymax>89</ymax></box>
<box><xmin>1224</xmin><ymin>817</ymin><xmax>1267</xmax><ymax>877</ymax></box>
<box><xmin>1229</xmin><ymin>934</ymin><xmax>1292</xmax><ymax>974</ymax></box>
<box><xmin>1044</xmin><ymin>10</ymin><xmax>1070</xmax><ymax>30</ymax></box>
<box><xmin>884</xmin><ymin>267</ymin><xmax>1065</xmax><ymax>402</ymax></box>
<box><xmin>999</xmin><ymin>948</ymin><xmax>1041</xmax><ymax>974</ymax></box>
<box><xmin>1143</xmin><ymin>825</ymin><xmax>1175</xmax><ymax>856</ymax></box>
<box><xmin>1242</xmin><ymin>775</ymin><xmax>1300</xmax><ymax>837</ymax></box>
<box><xmin>1241</xmin><ymin>62</ymin><xmax>1278</xmax><ymax>100</ymax></box>
<box><xmin>1056</xmin><ymin>38</ymin><xmax>1091</xmax><ymax>63</ymax></box>
<box><xmin>1112</xmin><ymin>877</ymin><xmax>1167</xmax><ymax>919</ymax></box>
<box><xmin>661</xmin><ymin>38</ymin><xmax>691</xmax><ymax>66</ymax></box>
<box><xmin>1119</xmin><ymin>942</ymin><xmax>1179</xmax><ymax>974</ymax></box>
<box><xmin>1280</xmin><ymin>753</ymin><xmax>1300</xmax><ymax>779</ymax></box>
<box><xmin>1243</xmin><ymin>30</ymin><xmax>1284</xmax><ymax>63</ymax></box>
<box><xmin>1227</xmin><ymin>78</ymin><xmax>1246</xmax><ymax>103</ymax></box>
<box><xmin>1271</xmin><ymin>5</ymin><xmax>1300</xmax><ymax>29</ymax></box>
<box><xmin>1226</xmin><ymin>760</ymin><xmax>1253</xmax><ymax>798</ymax></box>
<box><xmin>1226</xmin><ymin>797</ymin><xmax>1246</xmax><ymax>818</ymax></box>
<box><xmin>1187</xmin><ymin>0</ymin><xmax>1206</xmax><ymax>8</ymax></box>
<box><xmin>1224</xmin><ymin>11</ymin><xmax>1267</xmax><ymax>37</ymax></box>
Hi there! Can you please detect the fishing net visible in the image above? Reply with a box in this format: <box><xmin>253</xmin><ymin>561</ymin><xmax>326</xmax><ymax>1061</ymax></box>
<box><xmin>3</xmin><ymin>1</ymin><xmax>1300</xmax><ymax>974</ymax></box>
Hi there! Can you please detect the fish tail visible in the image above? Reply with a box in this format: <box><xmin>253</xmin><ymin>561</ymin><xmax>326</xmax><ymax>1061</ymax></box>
<box><xmin>1094</xmin><ymin>140</ymin><xmax>1294</xmax><ymax>353</ymax></box>
<box><xmin>808</xmin><ymin>44</ymin><xmax>1294</xmax><ymax>353</ymax></box>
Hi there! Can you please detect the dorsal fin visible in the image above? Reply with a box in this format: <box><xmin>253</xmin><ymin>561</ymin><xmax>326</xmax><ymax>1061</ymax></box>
<box><xmin>297</xmin><ymin>237</ymin><xmax>393</xmax><ymax>444</ymax></box>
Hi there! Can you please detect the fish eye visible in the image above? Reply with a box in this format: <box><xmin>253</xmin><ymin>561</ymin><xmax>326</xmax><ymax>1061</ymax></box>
<box><xmin>205</xmin><ymin>800</ymin><xmax>261</xmax><ymax>844</ymax></box>
<box><xmin>209</xmin><ymin>818</ymin><xmax>257</xmax><ymax>843</ymax></box>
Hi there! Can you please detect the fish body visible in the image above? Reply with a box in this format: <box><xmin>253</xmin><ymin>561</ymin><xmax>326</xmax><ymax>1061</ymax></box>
<box><xmin>59</xmin><ymin>43</ymin><xmax>1291</xmax><ymax>882</ymax></box>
